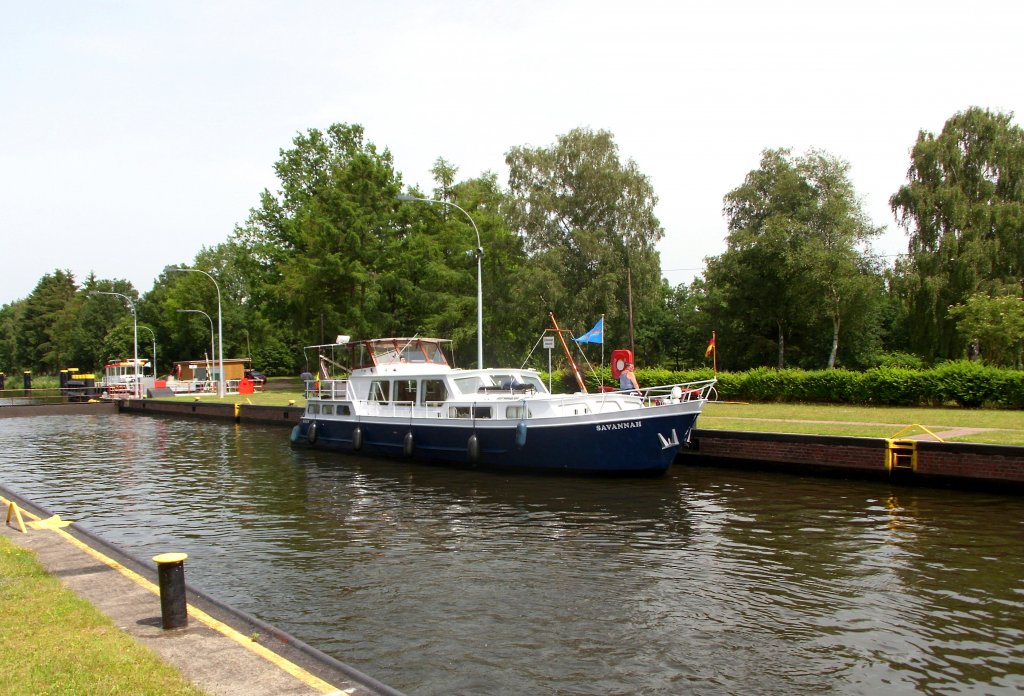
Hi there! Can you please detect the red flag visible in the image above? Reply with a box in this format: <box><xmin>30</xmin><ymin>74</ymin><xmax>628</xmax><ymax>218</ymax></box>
<box><xmin>704</xmin><ymin>335</ymin><xmax>716</xmax><ymax>356</ymax></box>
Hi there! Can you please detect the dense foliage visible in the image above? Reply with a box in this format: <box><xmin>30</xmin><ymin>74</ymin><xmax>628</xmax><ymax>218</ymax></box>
<box><xmin>700</xmin><ymin>148</ymin><xmax>885</xmax><ymax>371</ymax></box>
<box><xmin>2</xmin><ymin>108</ymin><xmax>1022</xmax><ymax>385</ymax></box>
<box><xmin>562</xmin><ymin>362</ymin><xmax>1024</xmax><ymax>408</ymax></box>
<box><xmin>890</xmin><ymin>107</ymin><xmax>1024</xmax><ymax>362</ymax></box>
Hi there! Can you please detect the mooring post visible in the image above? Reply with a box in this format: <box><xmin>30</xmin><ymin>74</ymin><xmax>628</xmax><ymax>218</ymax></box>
<box><xmin>152</xmin><ymin>552</ymin><xmax>189</xmax><ymax>629</ymax></box>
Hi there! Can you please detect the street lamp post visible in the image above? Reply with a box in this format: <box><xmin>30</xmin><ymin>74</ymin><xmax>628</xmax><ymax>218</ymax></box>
<box><xmin>397</xmin><ymin>194</ymin><xmax>484</xmax><ymax>368</ymax></box>
<box><xmin>139</xmin><ymin>325</ymin><xmax>157</xmax><ymax>378</ymax></box>
<box><xmin>176</xmin><ymin>309</ymin><xmax>216</xmax><ymax>385</ymax></box>
<box><xmin>166</xmin><ymin>267</ymin><xmax>225</xmax><ymax>397</ymax></box>
<box><xmin>89</xmin><ymin>291</ymin><xmax>140</xmax><ymax>398</ymax></box>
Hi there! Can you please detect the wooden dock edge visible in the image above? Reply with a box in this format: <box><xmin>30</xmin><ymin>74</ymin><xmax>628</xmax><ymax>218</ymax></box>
<box><xmin>117</xmin><ymin>399</ymin><xmax>303</xmax><ymax>426</ymax></box>
<box><xmin>0</xmin><ymin>401</ymin><xmax>118</xmax><ymax>418</ymax></box>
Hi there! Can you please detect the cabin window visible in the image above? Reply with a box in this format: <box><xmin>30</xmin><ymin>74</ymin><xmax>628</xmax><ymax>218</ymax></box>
<box><xmin>395</xmin><ymin>379</ymin><xmax>418</xmax><ymax>404</ymax></box>
<box><xmin>369</xmin><ymin>380</ymin><xmax>391</xmax><ymax>403</ymax></box>
<box><xmin>308</xmin><ymin>403</ymin><xmax>320</xmax><ymax>415</ymax></box>
<box><xmin>505</xmin><ymin>405</ymin><xmax>533</xmax><ymax>419</ymax></box>
<box><xmin>337</xmin><ymin>404</ymin><xmax>351</xmax><ymax>416</ymax></box>
<box><xmin>321</xmin><ymin>404</ymin><xmax>334</xmax><ymax>416</ymax></box>
<box><xmin>421</xmin><ymin>380</ymin><xmax>448</xmax><ymax>405</ymax></box>
<box><xmin>520</xmin><ymin>375</ymin><xmax>546</xmax><ymax>392</ymax></box>
<box><xmin>454</xmin><ymin>376</ymin><xmax>484</xmax><ymax>394</ymax></box>
<box><xmin>424</xmin><ymin>342</ymin><xmax>448</xmax><ymax>365</ymax></box>
<box><xmin>448</xmin><ymin>405</ymin><xmax>492</xmax><ymax>419</ymax></box>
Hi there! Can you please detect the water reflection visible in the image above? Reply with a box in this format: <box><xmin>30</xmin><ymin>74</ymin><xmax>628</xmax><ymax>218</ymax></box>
<box><xmin>1</xmin><ymin>413</ymin><xmax>1022</xmax><ymax>695</ymax></box>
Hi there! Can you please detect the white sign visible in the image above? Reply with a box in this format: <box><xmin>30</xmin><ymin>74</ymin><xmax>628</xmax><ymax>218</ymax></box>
<box><xmin>543</xmin><ymin>336</ymin><xmax>555</xmax><ymax>349</ymax></box>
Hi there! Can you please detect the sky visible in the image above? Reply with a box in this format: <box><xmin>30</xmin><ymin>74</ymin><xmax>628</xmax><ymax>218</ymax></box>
<box><xmin>2</xmin><ymin>1</ymin><xmax>1022</xmax><ymax>306</ymax></box>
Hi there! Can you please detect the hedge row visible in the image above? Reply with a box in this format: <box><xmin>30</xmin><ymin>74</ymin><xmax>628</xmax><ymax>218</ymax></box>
<box><xmin>550</xmin><ymin>361</ymin><xmax>1024</xmax><ymax>409</ymax></box>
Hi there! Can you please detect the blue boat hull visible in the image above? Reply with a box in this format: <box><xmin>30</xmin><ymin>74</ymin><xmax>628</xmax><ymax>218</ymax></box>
<box><xmin>291</xmin><ymin>409</ymin><xmax>700</xmax><ymax>475</ymax></box>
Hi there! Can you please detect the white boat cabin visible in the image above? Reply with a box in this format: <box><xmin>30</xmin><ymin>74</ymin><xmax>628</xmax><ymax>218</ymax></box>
<box><xmin>304</xmin><ymin>337</ymin><xmax>703</xmax><ymax>422</ymax></box>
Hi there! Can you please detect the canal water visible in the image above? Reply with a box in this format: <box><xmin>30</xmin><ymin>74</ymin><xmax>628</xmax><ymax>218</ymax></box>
<box><xmin>1</xmin><ymin>413</ymin><xmax>1022</xmax><ymax>695</ymax></box>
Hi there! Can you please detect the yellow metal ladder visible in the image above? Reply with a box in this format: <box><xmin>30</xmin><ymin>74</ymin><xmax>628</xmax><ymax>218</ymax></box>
<box><xmin>886</xmin><ymin>439</ymin><xmax>917</xmax><ymax>473</ymax></box>
<box><xmin>885</xmin><ymin>424</ymin><xmax>943</xmax><ymax>475</ymax></box>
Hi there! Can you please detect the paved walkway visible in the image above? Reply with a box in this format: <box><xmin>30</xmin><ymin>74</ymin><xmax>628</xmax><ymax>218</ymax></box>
<box><xmin>2</xmin><ymin>492</ymin><xmax>398</xmax><ymax>696</ymax></box>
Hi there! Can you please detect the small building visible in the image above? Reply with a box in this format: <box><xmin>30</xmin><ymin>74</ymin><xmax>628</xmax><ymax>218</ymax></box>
<box><xmin>170</xmin><ymin>358</ymin><xmax>250</xmax><ymax>382</ymax></box>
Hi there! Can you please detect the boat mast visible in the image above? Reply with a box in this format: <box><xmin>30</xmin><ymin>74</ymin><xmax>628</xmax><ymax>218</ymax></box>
<box><xmin>549</xmin><ymin>312</ymin><xmax>588</xmax><ymax>393</ymax></box>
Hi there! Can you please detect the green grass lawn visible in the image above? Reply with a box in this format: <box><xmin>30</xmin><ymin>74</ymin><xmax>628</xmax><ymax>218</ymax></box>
<box><xmin>0</xmin><ymin>536</ymin><xmax>204</xmax><ymax>695</ymax></box>
<box><xmin>156</xmin><ymin>391</ymin><xmax>306</xmax><ymax>407</ymax></box>
<box><xmin>701</xmin><ymin>402</ymin><xmax>1024</xmax><ymax>445</ymax></box>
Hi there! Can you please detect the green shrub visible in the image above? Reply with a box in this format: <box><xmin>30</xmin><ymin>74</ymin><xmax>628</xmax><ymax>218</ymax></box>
<box><xmin>930</xmin><ymin>361</ymin><xmax>999</xmax><ymax>408</ymax></box>
<box><xmin>541</xmin><ymin>361</ymin><xmax>1024</xmax><ymax>408</ymax></box>
<box><xmin>859</xmin><ymin>367</ymin><xmax>929</xmax><ymax>406</ymax></box>
<box><xmin>875</xmin><ymin>352</ymin><xmax>926</xmax><ymax>370</ymax></box>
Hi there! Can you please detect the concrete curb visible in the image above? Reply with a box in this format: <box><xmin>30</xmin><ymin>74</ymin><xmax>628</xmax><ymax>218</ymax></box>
<box><xmin>1</xmin><ymin>486</ymin><xmax>404</xmax><ymax>696</ymax></box>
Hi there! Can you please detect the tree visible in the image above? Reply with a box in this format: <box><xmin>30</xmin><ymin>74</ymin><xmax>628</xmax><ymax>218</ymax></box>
<box><xmin>890</xmin><ymin>107</ymin><xmax>1024</xmax><ymax>361</ymax></box>
<box><xmin>400</xmin><ymin>164</ymin><xmax>527</xmax><ymax>367</ymax></box>
<box><xmin>704</xmin><ymin>149</ymin><xmax>883</xmax><ymax>369</ymax></box>
<box><xmin>69</xmin><ymin>275</ymin><xmax>140</xmax><ymax>371</ymax></box>
<box><xmin>0</xmin><ymin>300</ymin><xmax>25</xmax><ymax>374</ymax></box>
<box><xmin>233</xmin><ymin>123</ymin><xmax>405</xmax><ymax>350</ymax></box>
<box><xmin>80</xmin><ymin>280</ymin><xmax>142</xmax><ymax>369</ymax></box>
<box><xmin>794</xmin><ymin>151</ymin><xmax>885</xmax><ymax>367</ymax></box>
<box><xmin>505</xmin><ymin>128</ymin><xmax>664</xmax><ymax>358</ymax></box>
<box><xmin>640</xmin><ymin>280</ymin><xmax>712</xmax><ymax>369</ymax></box>
<box><xmin>948</xmin><ymin>293</ymin><xmax>1024</xmax><ymax>368</ymax></box>
<box><xmin>16</xmin><ymin>270</ymin><xmax>80</xmax><ymax>374</ymax></box>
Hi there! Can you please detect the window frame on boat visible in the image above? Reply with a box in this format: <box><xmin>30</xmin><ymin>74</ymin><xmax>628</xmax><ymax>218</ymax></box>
<box><xmin>448</xmin><ymin>405</ymin><xmax>493</xmax><ymax>419</ymax></box>
<box><xmin>505</xmin><ymin>405</ymin><xmax>533</xmax><ymax>419</ymax></box>
<box><xmin>420</xmin><ymin>379</ymin><xmax>448</xmax><ymax>406</ymax></box>
<box><xmin>395</xmin><ymin>379</ymin><xmax>418</xmax><ymax>404</ymax></box>
<box><xmin>369</xmin><ymin>379</ymin><xmax>391</xmax><ymax>403</ymax></box>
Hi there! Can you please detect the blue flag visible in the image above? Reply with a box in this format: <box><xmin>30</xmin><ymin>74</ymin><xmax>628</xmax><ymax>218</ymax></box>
<box><xmin>574</xmin><ymin>317</ymin><xmax>604</xmax><ymax>344</ymax></box>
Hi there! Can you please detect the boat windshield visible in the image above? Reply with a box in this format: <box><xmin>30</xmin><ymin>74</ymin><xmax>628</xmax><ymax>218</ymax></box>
<box><xmin>369</xmin><ymin>339</ymin><xmax>449</xmax><ymax>366</ymax></box>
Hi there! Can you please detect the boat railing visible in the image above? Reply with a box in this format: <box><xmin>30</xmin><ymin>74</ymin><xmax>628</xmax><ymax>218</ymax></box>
<box><xmin>304</xmin><ymin>379</ymin><xmax>350</xmax><ymax>400</ymax></box>
<box><xmin>355</xmin><ymin>400</ymin><xmax>447</xmax><ymax>419</ymax></box>
<box><xmin>645</xmin><ymin>379</ymin><xmax>717</xmax><ymax>406</ymax></box>
<box><xmin>165</xmin><ymin>379</ymin><xmax>218</xmax><ymax>395</ymax></box>
<box><xmin>614</xmin><ymin>379</ymin><xmax>718</xmax><ymax>407</ymax></box>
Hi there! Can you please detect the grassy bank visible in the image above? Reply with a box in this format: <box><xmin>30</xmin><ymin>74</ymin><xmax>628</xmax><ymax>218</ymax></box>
<box><xmin>0</xmin><ymin>535</ymin><xmax>204</xmax><ymax>695</ymax></box>
<box><xmin>701</xmin><ymin>402</ymin><xmax>1024</xmax><ymax>445</ymax></box>
<box><xmin>168</xmin><ymin>391</ymin><xmax>305</xmax><ymax>407</ymax></box>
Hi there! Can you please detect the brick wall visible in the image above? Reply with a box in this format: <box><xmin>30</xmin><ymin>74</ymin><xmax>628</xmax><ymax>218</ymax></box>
<box><xmin>683</xmin><ymin>429</ymin><xmax>1024</xmax><ymax>489</ymax></box>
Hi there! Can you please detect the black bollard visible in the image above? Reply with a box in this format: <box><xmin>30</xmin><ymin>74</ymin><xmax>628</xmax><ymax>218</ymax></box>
<box><xmin>0</xmin><ymin>372</ymin><xmax>5</xmax><ymax>390</ymax></box>
<box><xmin>152</xmin><ymin>552</ymin><xmax>189</xmax><ymax>629</ymax></box>
<box><xmin>23</xmin><ymin>371</ymin><xmax>31</xmax><ymax>393</ymax></box>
